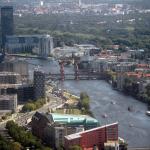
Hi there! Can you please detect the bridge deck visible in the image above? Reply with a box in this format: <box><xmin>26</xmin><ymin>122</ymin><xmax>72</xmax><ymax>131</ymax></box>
<box><xmin>47</xmin><ymin>72</ymin><xmax>106</xmax><ymax>80</ymax></box>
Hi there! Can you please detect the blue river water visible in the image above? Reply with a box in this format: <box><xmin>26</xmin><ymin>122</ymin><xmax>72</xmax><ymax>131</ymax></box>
<box><xmin>26</xmin><ymin>58</ymin><xmax>150</xmax><ymax>148</ymax></box>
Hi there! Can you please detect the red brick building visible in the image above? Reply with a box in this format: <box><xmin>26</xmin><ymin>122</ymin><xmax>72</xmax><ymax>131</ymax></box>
<box><xmin>64</xmin><ymin>122</ymin><xmax>118</xmax><ymax>150</ymax></box>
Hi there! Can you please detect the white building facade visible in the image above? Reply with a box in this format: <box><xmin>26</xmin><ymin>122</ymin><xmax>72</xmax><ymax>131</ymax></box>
<box><xmin>5</xmin><ymin>34</ymin><xmax>53</xmax><ymax>58</ymax></box>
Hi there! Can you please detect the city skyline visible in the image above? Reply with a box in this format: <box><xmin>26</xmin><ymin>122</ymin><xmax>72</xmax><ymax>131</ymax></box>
<box><xmin>0</xmin><ymin>1</ymin><xmax>150</xmax><ymax>150</ymax></box>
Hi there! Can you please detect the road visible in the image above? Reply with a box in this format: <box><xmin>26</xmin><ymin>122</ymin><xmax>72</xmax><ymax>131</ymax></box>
<box><xmin>0</xmin><ymin>93</ymin><xmax>63</xmax><ymax>129</ymax></box>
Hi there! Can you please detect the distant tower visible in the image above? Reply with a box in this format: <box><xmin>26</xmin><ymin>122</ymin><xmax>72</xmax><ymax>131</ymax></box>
<box><xmin>1</xmin><ymin>6</ymin><xmax>14</xmax><ymax>50</ymax></box>
<box><xmin>33</xmin><ymin>70</ymin><xmax>45</xmax><ymax>100</ymax></box>
<box><xmin>79</xmin><ymin>0</ymin><xmax>82</xmax><ymax>7</ymax></box>
<box><xmin>40</xmin><ymin>1</ymin><xmax>44</xmax><ymax>6</ymax></box>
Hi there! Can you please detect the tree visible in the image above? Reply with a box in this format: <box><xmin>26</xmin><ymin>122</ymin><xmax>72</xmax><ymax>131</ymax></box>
<box><xmin>78</xmin><ymin>92</ymin><xmax>92</xmax><ymax>115</ymax></box>
<box><xmin>1</xmin><ymin>115</ymin><xmax>7</xmax><ymax>120</ymax></box>
<box><xmin>0</xmin><ymin>135</ymin><xmax>12</xmax><ymax>150</ymax></box>
<box><xmin>22</xmin><ymin>103</ymin><xmax>36</xmax><ymax>112</ymax></box>
<box><xmin>6</xmin><ymin>120</ymin><xmax>15</xmax><ymax>129</ymax></box>
<box><xmin>11</xmin><ymin>142</ymin><xmax>22</xmax><ymax>150</ymax></box>
<box><xmin>146</xmin><ymin>84</ymin><xmax>150</xmax><ymax>97</ymax></box>
<box><xmin>80</xmin><ymin>92</ymin><xmax>89</xmax><ymax>100</ymax></box>
<box><xmin>42</xmin><ymin>147</ymin><xmax>52</xmax><ymax>150</ymax></box>
<box><xmin>69</xmin><ymin>145</ymin><xmax>82</xmax><ymax>150</ymax></box>
<box><xmin>123</xmin><ymin>77</ymin><xmax>133</xmax><ymax>94</ymax></box>
<box><xmin>6</xmin><ymin>121</ymin><xmax>44</xmax><ymax>149</ymax></box>
<box><xmin>79</xmin><ymin>92</ymin><xmax>90</xmax><ymax>109</ymax></box>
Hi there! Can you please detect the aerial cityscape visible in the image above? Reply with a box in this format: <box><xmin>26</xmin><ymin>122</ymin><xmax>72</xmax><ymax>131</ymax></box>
<box><xmin>0</xmin><ymin>0</ymin><xmax>150</xmax><ymax>150</ymax></box>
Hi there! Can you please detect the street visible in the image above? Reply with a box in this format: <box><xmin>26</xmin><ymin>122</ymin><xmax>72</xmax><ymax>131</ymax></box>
<box><xmin>0</xmin><ymin>92</ymin><xmax>63</xmax><ymax>129</ymax></box>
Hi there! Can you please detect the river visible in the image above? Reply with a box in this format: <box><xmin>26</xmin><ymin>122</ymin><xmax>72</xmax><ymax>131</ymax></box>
<box><xmin>26</xmin><ymin>58</ymin><xmax>150</xmax><ymax>147</ymax></box>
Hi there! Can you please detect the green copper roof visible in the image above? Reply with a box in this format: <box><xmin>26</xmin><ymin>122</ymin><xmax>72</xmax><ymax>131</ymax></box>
<box><xmin>50</xmin><ymin>113</ymin><xmax>99</xmax><ymax>126</ymax></box>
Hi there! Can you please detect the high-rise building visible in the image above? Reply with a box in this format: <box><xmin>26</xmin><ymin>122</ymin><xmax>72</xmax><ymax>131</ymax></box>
<box><xmin>33</xmin><ymin>70</ymin><xmax>45</xmax><ymax>100</ymax></box>
<box><xmin>0</xmin><ymin>60</ymin><xmax>29</xmax><ymax>77</ymax></box>
<box><xmin>17</xmin><ymin>84</ymin><xmax>34</xmax><ymax>101</ymax></box>
<box><xmin>79</xmin><ymin>0</ymin><xmax>82</xmax><ymax>7</ymax></box>
<box><xmin>0</xmin><ymin>94</ymin><xmax>17</xmax><ymax>113</ymax></box>
<box><xmin>0</xmin><ymin>83</ymin><xmax>34</xmax><ymax>102</ymax></box>
<box><xmin>0</xmin><ymin>53</ymin><xmax>4</xmax><ymax>63</ymax></box>
<box><xmin>0</xmin><ymin>72</ymin><xmax>21</xmax><ymax>84</ymax></box>
<box><xmin>1</xmin><ymin>6</ymin><xmax>14</xmax><ymax>49</ymax></box>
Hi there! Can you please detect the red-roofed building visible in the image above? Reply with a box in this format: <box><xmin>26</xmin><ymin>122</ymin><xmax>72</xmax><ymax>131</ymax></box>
<box><xmin>64</xmin><ymin>123</ymin><xmax>119</xmax><ymax>150</ymax></box>
<box><xmin>126</xmin><ymin>72</ymin><xmax>143</xmax><ymax>79</ymax></box>
<box><xmin>137</xmin><ymin>64</ymin><xmax>150</xmax><ymax>69</ymax></box>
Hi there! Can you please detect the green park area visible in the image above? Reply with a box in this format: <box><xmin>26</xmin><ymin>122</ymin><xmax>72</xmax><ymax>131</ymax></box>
<box><xmin>55</xmin><ymin>92</ymin><xmax>92</xmax><ymax>116</ymax></box>
<box><xmin>22</xmin><ymin>98</ymin><xmax>46</xmax><ymax>112</ymax></box>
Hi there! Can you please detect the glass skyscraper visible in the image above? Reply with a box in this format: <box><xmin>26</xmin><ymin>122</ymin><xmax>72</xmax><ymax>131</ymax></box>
<box><xmin>1</xmin><ymin>6</ymin><xmax>14</xmax><ymax>49</ymax></box>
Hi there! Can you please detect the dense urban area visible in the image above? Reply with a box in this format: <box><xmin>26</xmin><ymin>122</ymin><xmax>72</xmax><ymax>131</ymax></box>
<box><xmin>0</xmin><ymin>0</ymin><xmax>150</xmax><ymax>150</ymax></box>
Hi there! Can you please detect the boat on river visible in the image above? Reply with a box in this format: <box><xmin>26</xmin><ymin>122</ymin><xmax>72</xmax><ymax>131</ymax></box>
<box><xmin>111</xmin><ymin>101</ymin><xmax>116</xmax><ymax>105</ymax></box>
<box><xmin>146</xmin><ymin>111</ymin><xmax>150</xmax><ymax>116</ymax></box>
<box><xmin>128</xmin><ymin>106</ymin><xmax>133</xmax><ymax>112</ymax></box>
<box><xmin>129</xmin><ymin>123</ymin><xmax>134</xmax><ymax>127</ymax></box>
<box><xmin>102</xmin><ymin>114</ymin><xmax>108</xmax><ymax>118</ymax></box>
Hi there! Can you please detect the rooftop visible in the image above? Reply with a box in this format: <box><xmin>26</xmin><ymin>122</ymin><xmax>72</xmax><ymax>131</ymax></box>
<box><xmin>104</xmin><ymin>141</ymin><xmax>119</xmax><ymax>147</ymax></box>
<box><xmin>0</xmin><ymin>72</ymin><xmax>20</xmax><ymax>76</ymax></box>
<box><xmin>1</xmin><ymin>6</ymin><xmax>13</xmax><ymax>9</ymax></box>
<box><xmin>6</xmin><ymin>34</ymin><xmax>52</xmax><ymax>38</ymax></box>
<box><xmin>33</xmin><ymin>112</ymin><xmax>100</xmax><ymax>128</ymax></box>
<box><xmin>65</xmin><ymin>122</ymin><xmax>118</xmax><ymax>140</ymax></box>
<box><xmin>50</xmin><ymin>113</ymin><xmax>99</xmax><ymax>125</ymax></box>
<box><xmin>126</xmin><ymin>72</ymin><xmax>150</xmax><ymax>79</ymax></box>
<box><xmin>0</xmin><ymin>83</ymin><xmax>31</xmax><ymax>88</ymax></box>
<box><xmin>0</xmin><ymin>94</ymin><xmax>17</xmax><ymax>101</ymax></box>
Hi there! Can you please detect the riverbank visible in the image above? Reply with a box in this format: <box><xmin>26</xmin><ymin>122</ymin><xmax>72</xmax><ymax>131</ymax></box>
<box><xmin>107</xmin><ymin>79</ymin><xmax>150</xmax><ymax>110</ymax></box>
<box><xmin>6</xmin><ymin>53</ymin><xmax>53</xmax><ymax>60</ymax></box>
<box><xmin>62</xmin><ymin>80</ymin><xmax>150</xmax><ymax>147</ymax></box>
<box><xmin>49</xmin><ymin>82</ymin><xmax>94</xmax><ymax>117</ymax></box>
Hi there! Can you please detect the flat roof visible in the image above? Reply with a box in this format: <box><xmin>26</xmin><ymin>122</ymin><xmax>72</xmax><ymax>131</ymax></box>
<box><xmin>51</xmin><ymin>113</ymin><xmax>99</xmax><ymax>125</ymax></box>
<box><xmin>65</xmin><ymin>133</ymin><xmax>81</xmax><ymax>140</ymax></box>
<box><xmin>0</xmin><ymin>94</ymin><xmax>17</xmax><ymax>101</ymax></box>
<box><xmin>0</xmin><ymin>83</ymin><xmax>28</xmax><ymax>88</ymax></box>
<box><xmin>6</xmin><ymin>34</ymin><xmax>52</xmax><ymax>38</ymax></box>
<box><xmin>75</xmin><ymin>44</ymin><xmax>95</xmax><ymax>47</ymax></box>
<box><xmin>104</xmin><ymin>141</ymin><xmax>119</xmax><ymax>146</ymax></box>
<box><xmin>0</xmin><ymin>72</ymin><xmax>20</xmax><ymax>76</ymax></box>
<box><xmin>1</xmin><ymin>6</ymin><xmax>13</xmax><ymax>9</ymax></box>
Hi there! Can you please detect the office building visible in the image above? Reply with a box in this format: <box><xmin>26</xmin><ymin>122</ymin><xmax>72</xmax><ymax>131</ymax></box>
<box><xmin>79</xmin><ymin>0</ymin><xmax>82</xmax><ymax>7</ymax></box>
<box><xmin>33</xmin><ymin>70</ymin><xmax>45</xmax><ymax>100</ymax></box>
<box><xmin>17</xmin><ymin>84</ymin><xmax>34</xmax><ymax>101</ymax></box>
<box><xmin>0</xmin><ymin>53</ymin><xmax>4</xmax><ymax>63</ymax></box>
<box><xmin>0</xmin><ymin>60</ymin><xmax>29</xmax><ymax>77</ymax></box>
<box><xmin>0</xmin><ymin>94</ymin><xmax>17</xmax><ymax>112</ymax></box>
<box><xmin>64</xmin><ymin>123</ymin><xmax>119</xmax><ymax>150</ymax></box>
<box><xmin>114</xmin><ymin>63</ymin><xmax>136</xmax><ymax>73</ymax></box>
<box><xmin>0</xmin><ymin>83</ymin><xmax>34</xmax><ymax>102</ymax></box>
<box><xmin>5</xmin><ymin>34</ymin><xmax>53</xmax><ymax>57</ymax></box>
<box><xmin>116</xmin><ymin>73</ymin><xmax>125</xmax><ymax>91</ymax></box>
<box><xmin>75</xmin><ymin>44</ymin><xmax>101</xmax><ymax>56</ymax></box>
<box><xmin>1</xmin><ymin>6</ymin><xmax>14</xmax><ymax>49</ymax></box>
<box><xmin>38</xmin><ymin>34</ymin><xmax>53</xmax><ymax>57</ymax></box>
<box><xmin>32</xmin><ymin>112</ymin><xmax>99</xmax><ymax>148</ymax></box>
<box><xmin>0</xmin><ymin>72</ymin><xmax>21</xmax><ymax>84</ymax></box>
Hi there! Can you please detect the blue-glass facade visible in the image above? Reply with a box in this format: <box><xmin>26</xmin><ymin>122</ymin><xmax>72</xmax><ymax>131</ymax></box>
<box><xmin>1</xmin><ymin>6</ymin><xmax>14</xmax><ymax>49</ymax></box>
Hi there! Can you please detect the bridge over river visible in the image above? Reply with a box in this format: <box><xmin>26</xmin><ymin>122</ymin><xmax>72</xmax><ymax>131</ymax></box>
<box><xmin>48</xmin><ymin>72</ymin><xmax>106</xmax><ymax>80</ymax></box>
